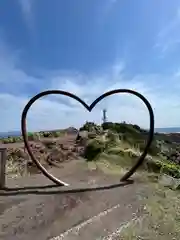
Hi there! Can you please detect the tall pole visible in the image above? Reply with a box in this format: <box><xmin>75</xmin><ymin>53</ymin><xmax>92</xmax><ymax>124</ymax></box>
<box><xmin>102</xmin><ymin>109</ymin><xmax>107</xmax><ymax>123</ymax></box>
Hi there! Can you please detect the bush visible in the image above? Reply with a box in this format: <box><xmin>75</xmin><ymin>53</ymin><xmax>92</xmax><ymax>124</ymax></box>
<box><xmin>5</xmin><ymin>136</ymin><xmax>23</xmax><ymax>143</ymax></box>
<box><xmin>28</xmin><ymin>132</ymin><xmax>35</xmax><ymax>141</ymax></box>
<box><xmin>133</xmin><ymin>124</ymin><xmax>141</xmax><ymax>131</ymax></box>
<box><xmin>3</xmin><ymin>138</ymin><xmax>12</xmax><ymax>144</ymax></box>
<box><xmin>138</xmin><ymin>140</ymin><xmax>160</xmax><ymax>156</ymax></box>
<box><xmin>106</xmin><ymin>131</ymin><xmax>120</xmax><ymax>145</ymax></box>
<box><xmin>79</xmin><ymin>122</ymin><xmax>96</xmax><ymax>132</ymax></box>
<box><xmin>80</xmin><ymin>122</ymin><xmax>102</xmax><ymax>134</ymax></box>
<box><xmin>84</xmin><ymin>138</ymin><xmax>105</xmax><ymax>161</ymax></box>
<box><xmin>42</xmin><ymin>131</ymin><xmax>52</xmax><ymax>138</ymax></box>
<box><xmin>52</xmin><ymin>131</ymin><xmax>62</xmax><ymax>138</ymax></box>
<box><xmin>102</xmin><ymin>122</ymin><xmax>114</xmax><ymax>130</ymax></box>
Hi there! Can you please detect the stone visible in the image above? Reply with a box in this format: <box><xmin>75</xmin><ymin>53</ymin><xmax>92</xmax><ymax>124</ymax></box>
<box><xmin>159</xmin><ymin>174</ymin><xmax>180</xmax><ymax>190</ymax></box>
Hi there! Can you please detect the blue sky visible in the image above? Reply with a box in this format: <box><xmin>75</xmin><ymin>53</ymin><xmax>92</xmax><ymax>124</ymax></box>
<box><xmin>0</xmin><ymin>0</ymin><xmax>180</xmax><ymax>132</ymax></box>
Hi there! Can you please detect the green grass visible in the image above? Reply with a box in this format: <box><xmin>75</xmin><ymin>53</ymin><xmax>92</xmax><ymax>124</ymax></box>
<box><xmin>0</xmin><ymin>130</ymin><xmax>65</xmax><ymax>144</ymax></box>
<box><xmin>85</xmin><ymin>137</ymin><xmax>180</xmax><ymax>179</ymax></box>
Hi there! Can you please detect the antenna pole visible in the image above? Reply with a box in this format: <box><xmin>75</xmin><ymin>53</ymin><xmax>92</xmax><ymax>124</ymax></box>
<box><xmin>102</xmin><ymin>109</ymin><xmax>107</xmax><ymax>123</ymax></box>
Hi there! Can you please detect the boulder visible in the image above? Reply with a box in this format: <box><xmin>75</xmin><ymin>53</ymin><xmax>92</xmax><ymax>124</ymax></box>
<box><xmin>76</xmin><ymin>131</ymin><xmax>89</xmax><ymax>146</ymax></box>
<box><xmin>159</xmin><ymin>174</ymin><xmax>180</xmax><ymax>190</ymax></box>
<box><xmin>46</xmin><ymin>148</ymin><xmax>66</xmax><ymax>164</ymax></box>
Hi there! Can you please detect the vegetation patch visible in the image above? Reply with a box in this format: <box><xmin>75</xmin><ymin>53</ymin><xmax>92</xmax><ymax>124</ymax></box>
<box><xmin>80</xmin><ymin>122</ymin><xmax>180</xmax><ymax>179</ymax></box>
<box><xmin>119</xmin><ymin>183</ymin><xmax>180</xmax><ymax>240</ymax></box>
<box><xmin>3</xmin><ymin>121</ymin><xmax>180</xmax><ymax>182</ymax></box>
<box><xmin>0</xmin><ymin>130</ymin><xmax>65</xmax><ymax>143</ymax></box>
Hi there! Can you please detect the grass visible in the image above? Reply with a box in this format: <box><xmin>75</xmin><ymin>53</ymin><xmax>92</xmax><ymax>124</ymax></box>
<box><xmin>6</xmin><ymin>154</ymin><xmax>27</xmax><ymax>177</ymax></box>
<box><xmin>119</xmin><ymin>183</ymin><xmax>180</xmax><ymax>240</ymax></box>
<box><xmin>87</xmin><ymin>158</ymin><xmax>127</xmax><ymax>176</ymax></box>
<box><xmin>86</xmin><ymin>151</ymin><xmax>139</xmax><ymax>177</ymax></box>
<box><xmin>87</xmin><ymin>148</ymin><xmax>180</xmax><ymax>239</ymax></box>
<box><xmin>85</xmin><ymin>136</ymin><xmax>180</xmax><ymax>179</ymax></box>
<box><xmin>0</xmin><ymin>130</ymin><xmax>65</xmax><ymax>144</ymax></box>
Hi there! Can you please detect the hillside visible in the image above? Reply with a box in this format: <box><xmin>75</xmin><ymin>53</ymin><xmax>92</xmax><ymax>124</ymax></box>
<box><xmin>1</xmin><ymin>121</ymin><xmax>180</xmax><ymax>181</ymax></box>
<box><xmin>78</xmin><ymin>121</ymin><xmax>180</xmax><ymax>179</ymax></box>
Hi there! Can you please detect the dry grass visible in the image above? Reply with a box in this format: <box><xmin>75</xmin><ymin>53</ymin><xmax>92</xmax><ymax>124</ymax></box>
<box><xmin>119</xmin><ymin>183</ymin><xmax>180</xmax><ymax>240</ymax></box>
<box><xmin>87</xmin><ymin>153</ymin><xmax>180</xmax><ymax>239</ymax></box>
<box><xmin>87</xmin><ymin>156</ymin><xmax>127</xmax><ymax>176</ymax></box>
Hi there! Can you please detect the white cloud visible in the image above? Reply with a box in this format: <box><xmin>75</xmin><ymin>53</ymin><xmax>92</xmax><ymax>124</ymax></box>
<box><xmin>1</xmin><ymin>41</ymin><xmax>180</xmax><ymax>132</ymax></box>
<box><xmin>1</xmin><ymin>65</ymin><xmax>180</xmax><ymax>132</ymax></box>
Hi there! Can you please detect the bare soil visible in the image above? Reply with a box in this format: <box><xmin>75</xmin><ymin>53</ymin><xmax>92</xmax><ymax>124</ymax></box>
<box><xmin>0</xmin><ymin>159</ymin><xmax>148</xmax><ymax>240</ymax></box>
<box><xmin>3</xmin><ymin>134</ymin><xmax>85</xmax><ymax>176</ymax></box>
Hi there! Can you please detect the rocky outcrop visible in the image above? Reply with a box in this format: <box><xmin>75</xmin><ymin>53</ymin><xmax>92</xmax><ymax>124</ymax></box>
<box><xmin>166</xmin><ymin>151</ymin><xmax>180</xmax><ymax>164</ymax></box>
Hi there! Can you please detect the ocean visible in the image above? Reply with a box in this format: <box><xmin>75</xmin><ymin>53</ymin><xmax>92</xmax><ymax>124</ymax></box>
<box><xmin>0</xmin><ymin>131</ymin><xmax>22</xmax><ymax>138</ymax></box>
<box><xmin>154</xmin><ymin>128</ymin><xmax>180</xmax><ymax>133</ymax></box>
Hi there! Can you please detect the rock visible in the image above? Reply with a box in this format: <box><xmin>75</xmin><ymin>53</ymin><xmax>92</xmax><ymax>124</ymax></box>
<box><xmin>46</xmin><ymin>148</ymin><xmax>66</xmax><ymax>164</ymax></box>
<box><xmin>70</xmin><ymin>146</ymin><xmax>76</xmax><ymax>152</ymax></box>
<box><xmin>59</xmin><ymin>143</ymin><xmax>63</xmax><ymax>149</ymax></box>
<box><xmin>42</xmin><ymin>140</ymin><xmax>56</xmax><ymax>149</ymax></box>
<box><xmin>66</xmin><ymin>127</ymin><xmax>78</xmax><ymax>135</ymax></box>
<box><xmin>77</xmin><ymin>147</ymin><xmax>85</xmax><ymax>157</ymax></box>
<box><xmin>76</xmin><ymin>131</ymin><xmax>89</xmax><ymax>146</ymax></box>
<box><xmin>159</xmin><ymin>174</ymin><xmax>180</xmax><ymax>190</ymax></box>
<box><xmin>61</xmin><ymin>145</ymin><xmax>69</xmax><ymax>150</ymax></box>
<box><xmin>39</xmin><ymin>148</ymin><xmax>45</xmax><ymax>153</ymax></box>
<box><xmin>34</xmin><ymin>144</ymin><xmax>43</xmax><ymax>149</ymax></box>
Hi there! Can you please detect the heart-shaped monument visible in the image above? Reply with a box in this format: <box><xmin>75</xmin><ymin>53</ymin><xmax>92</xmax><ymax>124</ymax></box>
<box><xmin>21</xmin><ymin>89</ymin><xmax>154</xmax><ymax>187</ymax></box>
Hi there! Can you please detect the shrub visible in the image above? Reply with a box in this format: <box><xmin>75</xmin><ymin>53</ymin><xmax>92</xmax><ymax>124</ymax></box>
<box><xmin>84</xmin><ymin>138</ymin><xmax>105</xmax><ymax>161</ymax></box>
<box><xmin>28</xmin><ymin>132</ymin><xmax>35</xmax><ymax>141</ymax></box>
<box><xmin>88</xmin><ymin>132</ymin><xmax>97</xmax><ymax>139</ymax></box>
<box><xmin>52</xmin><ymin>131</ymin><xmax>62</xmax><ymax>138</ymax></box>
<box><xmin>42</xmin><ymin>131</ymin><xmax>52</xmax><ymax>138</ymax></box>
<box><xmin>138</xmin><ymin>140</ymin><xmax>160</xmax><ymax>156</ymax></box>
<box><xmin>79</xmin><ymin>122</ymin><xmax>96</xmax><ymax>132</ymax></box>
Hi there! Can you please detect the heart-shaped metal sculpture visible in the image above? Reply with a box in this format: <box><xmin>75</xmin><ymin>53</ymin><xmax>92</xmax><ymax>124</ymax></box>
<box><xmin>21</xmin><ymin>89</ymin><xmax>154</xmax><ymax>187</ymax></box>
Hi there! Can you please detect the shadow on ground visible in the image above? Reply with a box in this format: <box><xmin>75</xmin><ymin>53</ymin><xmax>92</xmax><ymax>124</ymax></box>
<box><xmin>0</xmin><ymin>179</ymin><xmax>133</xmax><ymax>196</ymax></box>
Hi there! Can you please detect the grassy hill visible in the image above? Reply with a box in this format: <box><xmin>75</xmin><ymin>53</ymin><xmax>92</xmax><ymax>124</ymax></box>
<box><xmin>2</xmin><ymin>120</ymin><xmax>180</xmax><ymax>182</ymax></box>
<box><xmin>78</xmin><ymin>121</ymin><xmax>180</xmax><ymax>179</ymax></box>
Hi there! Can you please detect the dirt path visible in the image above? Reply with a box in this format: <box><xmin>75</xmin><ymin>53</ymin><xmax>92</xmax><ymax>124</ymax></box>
<box><xmin>0</xmin><ymin>160</ymin><xmax>149</xmax><ymax>240</ymax></box>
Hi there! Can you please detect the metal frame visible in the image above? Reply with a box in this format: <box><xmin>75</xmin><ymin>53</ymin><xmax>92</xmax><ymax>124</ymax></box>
<box><xmin>21</xmin><ymin>89</ymin><xmax>155</xmax><ymax>186</ymax></box>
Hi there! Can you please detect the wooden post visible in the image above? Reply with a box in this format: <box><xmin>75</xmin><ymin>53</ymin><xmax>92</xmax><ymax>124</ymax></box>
<box><xmin>0</xmin><ymin>148</ymin><xmax>6</xmax><ymax>189</ymax></box>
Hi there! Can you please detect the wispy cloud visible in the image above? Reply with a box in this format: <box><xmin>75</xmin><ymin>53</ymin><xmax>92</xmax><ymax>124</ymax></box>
<box><xmin>18</xmin><ymin>0</ymin><xmax>34</xmax><ymax>32</ymax></box>
<box><xmin>155</xmin><ymin>8</ymin><xmax>180</xmax><ymax>55</ymax></box>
